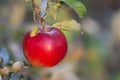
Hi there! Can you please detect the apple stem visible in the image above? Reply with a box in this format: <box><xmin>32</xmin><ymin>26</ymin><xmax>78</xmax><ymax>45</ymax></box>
<box><xmin>31</xmin><ymin>0</ymin><xmax>46</xmax><ymax>32</ymax></box>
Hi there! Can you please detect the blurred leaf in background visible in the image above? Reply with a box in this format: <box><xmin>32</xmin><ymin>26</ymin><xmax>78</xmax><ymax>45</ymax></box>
<box><xmin>0</xmin><ymin>46</ymin><xmax>9</xmax><ymax>66</ymax></box>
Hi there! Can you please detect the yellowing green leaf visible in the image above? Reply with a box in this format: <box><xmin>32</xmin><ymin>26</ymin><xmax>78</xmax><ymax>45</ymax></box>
<box><xmin>52</xmin><ymin>20</ymin><xmax>81</xmax><ymax>32</ymax></box>
<box><xmin>30</xmin><ymin>26</ymin><xmax>39</xmax><ymax>37</ymax></box>
<box><xmin>61</xmin><ymin>0</ymin><xmax>87</xmax><ymax>18</ymax></box>
<box><xmin>47</xmin><ymin>1</ymin><xmax>59</xmax><ymax>20</ymax></box>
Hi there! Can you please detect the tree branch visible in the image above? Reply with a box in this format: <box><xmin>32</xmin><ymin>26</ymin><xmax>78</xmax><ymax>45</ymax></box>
<box><xmin>31</xmin><ymin>0</ymin><xmax>45</xmax><ymax>26</ymax></box>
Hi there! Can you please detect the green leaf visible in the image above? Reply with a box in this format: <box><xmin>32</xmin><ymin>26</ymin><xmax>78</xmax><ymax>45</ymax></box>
<box><xmin>61</xmin><ymin>0</ymin><xmax>87</xmax><ymax>18</ymax></box>
<box><xmin>52</xmin><ymin>20</ymin><xmax>81</xmax><ymax>32</ymax></box>
<box><xmin>23</xmin><ymin>61</ymin><xmax>29</xmax><ymax>67</ymax></box>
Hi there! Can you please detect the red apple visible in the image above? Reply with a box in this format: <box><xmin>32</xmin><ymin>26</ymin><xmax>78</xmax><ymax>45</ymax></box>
<box><xmin>23</xmin><ymin>25</ymin><xmax>68</xmax><ymax>67</ymax></box>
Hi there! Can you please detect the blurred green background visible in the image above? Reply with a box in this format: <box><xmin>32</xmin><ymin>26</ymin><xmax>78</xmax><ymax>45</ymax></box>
<box><xmin>0</xmin><ymin>0</ymin><xmax>120</xmax><ymax>80</ymax></box>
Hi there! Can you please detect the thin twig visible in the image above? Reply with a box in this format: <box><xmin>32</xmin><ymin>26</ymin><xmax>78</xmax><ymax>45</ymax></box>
<box><xmin>31</xmin><ymin>0</ymin><xmax>45</xmax><ymax>26</ymax></box>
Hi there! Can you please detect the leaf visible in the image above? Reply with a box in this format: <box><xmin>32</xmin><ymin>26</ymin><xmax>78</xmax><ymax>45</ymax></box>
<box><xmin>30</xmin><ymin>26</ymin><xmax>39</xmax><ymax>37</ymax></box>
<box><xmin>47</xmin><ymin>1</ymin><xmax>58</xmax><ymax>20</ymax></box>
<box><xmin>6</xmin><ymin>62</ymin><xmax>13</xmax><ymax>67</ymax></box>
<box><xmin>23</xmin><ymin>61</ymin><xmax>29</xmax><ymax>67</ymax></box>
<box><xmin>52</xmin><ymin>20</ymin><xmax>81</xmax><ymax>32</ymax></box>
<box><xmin>61</xmin><ymin>0</ymin><xmax>87</xmax><ymax>18</ymax></box>
<box><xmin>8</xmin><ymin>72</ymin><xmax>13</xmax><ymax>78</ymax></box>
<box><xmin>40</xmin><ymin>0</ymin><xmax>48</xmax><ymax>17</ymax></box>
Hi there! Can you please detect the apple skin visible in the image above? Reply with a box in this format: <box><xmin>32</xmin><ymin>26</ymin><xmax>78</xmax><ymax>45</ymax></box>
<box><xmin>23</xmin><ymin>26</ymin><xmax>68</xmax><ymax>67</ymax></box>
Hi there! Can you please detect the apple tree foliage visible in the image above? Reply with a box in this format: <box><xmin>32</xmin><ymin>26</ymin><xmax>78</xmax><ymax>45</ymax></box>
<box><xmin>25</xmin><ymin>0</ymin><xmax>87</xmax><ymax>32</ymax></box>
